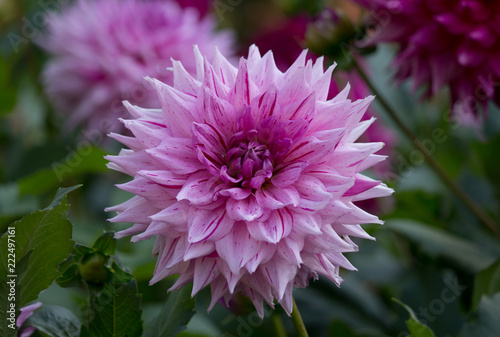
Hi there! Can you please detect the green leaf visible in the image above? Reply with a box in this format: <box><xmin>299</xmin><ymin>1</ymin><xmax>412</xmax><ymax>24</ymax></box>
<box><xmin>23</xmin><ymin>305</ymin><xmax>81</xmax><ymax>337</ymax></box>
<box><xmin>56</xmin><ymin>264</ymin><xmax>81</xmax><ymax>288</ymax></box>
<box><xmin>142</xmin><ymin>284</ymin><xmax>196</xmax><ymax>337</ymax></box>
<box><xmin>385</xmin><ymin>219</ymin><xmax>496</xmax><ymax>273</ymax></box>
<box><xmin>109</xmin><ymin>261</ymin><xmax>133</xmax><ymax>284</ymax></box>
<box><xmin>393</xmin><ymin>299</ymin><xmax>436</xmax><ymax>337</ymax></box>
<box><xmin>0</xmin><ymin>251</ymin><xmax>31</xmax><ymax>337</ymax></box>
<box><xmin>80</xmin><ymin>279</ymin><xmax>143</xmax><ymax>337</ymax></box>
<box><xmin>72</xmin><ymin>245</ymin><xmax>94</xmax><ymax>262</ymax></box>
<box><xmin>42</xmin><ymin>185</ymin><xmax>82</xmax><ymax>211</ymax></box>
<box><xmin>472</xmin><ymin>259</ymin><xmax>500</xmax><ymax>311</ymax></box>
<box><xmin>0</xmin><ymin>190</ymin><xmax>75</xmax><ymax>336</ymax></box>
<box><xmin>460</xmin><ymin>294</ymin><xmax>500</xmax><ymax>337</ymax></box>
<box><xmin>92</xmin><ymin>232</ymin><xmax>116</xmax><ymax>255</ymax></box>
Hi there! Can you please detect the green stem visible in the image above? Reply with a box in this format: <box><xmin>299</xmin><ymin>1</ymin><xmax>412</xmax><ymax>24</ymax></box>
<box><xmin>352</xmin><ymin>57</ymin><xmax>500</xmax><ymax>239</ymax></box>
<box><xmin>291</xmin><ymin>297</ymin><xmax>309</xmax><ymax>337</ymax></box>
<box><xmin>272</xmin><ymin>313</ymin><xmax>288</xmax><ymax>337</ymax></box>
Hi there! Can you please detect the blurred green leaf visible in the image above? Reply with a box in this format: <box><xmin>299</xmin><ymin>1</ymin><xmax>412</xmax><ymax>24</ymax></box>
<box><xmin>92</xmin><ymin>232</ymin><xmax>116</xmax><ymax>255</ymax></box>
<box><xmin>0</xmin><ymin>55</ymin><xmax>17</xmax><ymax>115</ymax></box>
<box><xmin>473</xmin><ymin>135</ymin><xmax>500</xmax><ymax>210</ymax></box>
<box><xmin>386</xmin><ymin>219</ymin><xmax>497</xmax><ymax>273</ymax></box>
<box><xmin>18</xmin><ymin>146</ymin><xmax>107</xmax><ymax>196</ymax></box>
<box><xmin>23</xmin><ymin>305</ymin><xmax>81</xmax><ymax>337</ymax></box>
<box><xmin>143</xmin><ymin>284</ymin><xmax>196</xmax><ymax>337</ymax></box>
<box><xmin>460</xmin><ymin>294</ymin><xmax>500</xmax><ymax>337</ymax></box>
<box><xmin>472</xmin><ymin>259</ymin><xmax>500</xmax><ymax>311</ymax></box>
<box><xmin>393</xmin><ymin>299</ymin><xmax>436</xmax><ymax>337</ymax></box>
<box><xmin>80</xmin><ymin>279</ymin><xmax>143</xmax><ymax>337</ymax></box>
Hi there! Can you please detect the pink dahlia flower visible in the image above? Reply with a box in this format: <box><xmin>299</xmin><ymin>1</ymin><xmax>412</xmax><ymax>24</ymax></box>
<box><xmin>106</xmin><ymin>45</ymin><xmax>393</xmax><ymax>317</ymax></box>
<box><xmin>40</xmin><ymin>0</ymin><xmax>233</xmax><ymax>135</ymax></box>
<box><xmin>17</xmin><ymin>302</ymin><xmax>42</xmax><ymax>337</ymax></box>
<box><xmin>354</xmin><ymin>0</ymin><xmax>500</xmax><ymax>115</ymax></box>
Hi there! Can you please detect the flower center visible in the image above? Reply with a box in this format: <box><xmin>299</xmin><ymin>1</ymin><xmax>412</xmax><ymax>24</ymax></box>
<box><xmin>221</xmin><ymin>133</ymin><xmax>273</xmax><ymax>189</ymax></box>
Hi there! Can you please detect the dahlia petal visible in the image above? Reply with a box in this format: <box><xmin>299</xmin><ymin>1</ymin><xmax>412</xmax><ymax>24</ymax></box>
<box><xmin>218</xmin><ymin>260</ymin><xmax>245</xmax><ymax>293</ymax></box>
<box><xmin>184</xmin><ymin>240</ymin><xmax>216</xmax><ymax>261</ymax></box>
<box><xmin>172</xmin><ymin>59</ymin><xmax>201</xmax><ymax>95</ymax></box>
<box><xmin>305</xmin><ymin>225</ymin><xmax>357</xmax><ymax>254</ymax></box>
<box><xmin>308</xmin><ymin>168</ymin><xmax>354</xmax><ymax>199</ymax></box>
<box><xmin>192</xmin><ymin>257</ymin><xmax>220</xmax><ymax>295</ymax></box>
<box><xmin>108</xmin><ymin>133</ymin><xmax>143</xmax><ymax>151</ymax></box>
<box><xmin>208</xmin><ymin>276</ymin><xmax>229</xmax><ymax>311</ymax></box>
<box><xmin>251</xmin><ymin>84</ymin><xmax>279</xmax><ymax>121</ymax></box>
<box><xmin>203</xmin><ymin>57</ymin><xmax>229</xmax><ymax>99</ymax></box>
<box><xmin>215</xmin><ymin>224</ymin><xmax>262</xmax><ymax>275</ymax></box>
<box><xmin>146</xmin><ymin>139</ymin><xmax>202</xmax><ymax>174</ymax></box>
<box><xmin>279</xmin><ymin>65</ymin><xmax>311</xmax><ymax>105</ymax></box>
<box><xmin>192</xmin><ymin>123</ymin><xmax>227</xmax><ymax>161</ymax></box>
<box><xmin>277</xmin><ymin>237</ymin><xmax>303</xmax><ymax>266</ymax></box>
<box><xmin>247</xmin><ymin>209</ymin><xmax>293</xmax><ymax>244</ymax></box>
<box><xmin>201</xmin><ymin>89</ymin><xmax>237</xmax><ymax>136</ymax></box>
<box><xmin>116</xmin><ymin>177</ymin><xmax>176</xmax><ymax>208</ymax></box>
<box><xmin>250</xmin><ymin>50</ymin><xmax>282</xmax><ymax>92</ymax></box>
<box><xmin>166</xmin><ymin>262</ymin><xmax>193</xmax><ymax>289</ymax></box>
<box><xmin>343</xmin><ymin>174</ymin><xmax>381</xmax><ymax>197</ymax></box>
<box><xmin>294</xmin><ymin>175</ymin><xmax>331</xmax><ymax>212</ymax></box>
<box><xmin>212</xmin><ymin>47</ymin><xmax>238</xmax><ymax>88</ymax></box>
<box><xmin>148</xmin><ymin>77</ymin><xmax>197</xmax><ymax>137</ymax></box>
<box><xmin>272</xmin><ymin>161</ymin><xmax>309</xmax><ymax>188</ymax></box>
<box><xmin>105</xmin><ymin>150</ymin><xmax>156</xmax><ymax>176</ymax></box>
<box><xmin>261</xmin><ymin>258</ymin><xmax>296</xmax><ymax>301</ymax></box>
<box><xmin>188</xmin><ymin>208</ymin><xmax>234</xmax><ymax>243</ymax></box>
<box><xmin>115</xmin><ymin>223</ymin><xmax>148</xmax><ymax>240</ymax></box>
<box><xmin>243</xmin><ymin>285</ymin><xmax>265</xmax><ymax>318</ymax></box>
<box><xmin>338</xmin><ymin>202</ymin><xmax>383</xmax><ymax>225</ymax></box>
<box><xmin>311</xmin><ymin>63</ymin><xmax>335</xmax><ymax>101</ymax></box>
<box><xmin>325</xmin><ymin>251</ymin><xmax>357</xmax><ymax>271</ymax></box>
<box><xmin>244</xmin><ymin>242</ymin><xmax>277</xmax><ymax>274</ymax></box>
<box><xmin>292</xmin><ymin>213</ymin><xmax>323</xmax><ymax>235</ymax></box>
<box><xmin>138</xmin><ymin>170</ymin><xmax>186</xmax><ymax>188</ymax></box>
<box><xmin>218</xmin><ymin>187</ymin><xmax>252</xmax><ymax>200</ymax></box>
<box><xmin>351</xmin><ymin>183</ymin><xmax>394</xmax><ymax>201</ymax></box>
<box><xmin>228</xmin><ymin>58</ymin><xmax>257</xmax><ymax>110</ymax></box>
<box><xmin>302</xmin><ymin>253</ymin><xmax>343</xmax><ymax>286</ymax></box>
<box><xmin>281</xmin><ymin>92</ymin><xmax>316</xmax><ymax>123</ymax></box>
<box><xmin>278</xmin><ymin>282</ymin><xmax>294</xmax><ymax>315</ymax></box>
<box><xmin>150</xmin><ymin>201</ymin><xmax>190</xmax><ymax>229</ymax></box>
<box><xmin>335</xmin><ymin>224</ymin><xmax>374</xmax><ymax>240</ymax></box>
<box><xmin>226</xmin><ymin>195</ymin><xmax>264</xmax><ymax>221</ymax></box>
<box><xmin>255</xmin><ymin>185</ymin><xmax>300</xmax><ymax>210</ymax></box>
<box><xmin>121</xmin><ymin>110</ymin><xmax>168</xmax><ymax>148</ymax></box>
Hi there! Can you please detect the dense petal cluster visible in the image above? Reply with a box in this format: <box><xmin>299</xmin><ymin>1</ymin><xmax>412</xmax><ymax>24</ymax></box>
<box><xmin>355</xmin><ymin>0</ymin><xmax>500</xmax><ymax>115</ymax></box>
<box><xmin>106</xmin><ymin>45</ymin><xmax>393</xmax><ymax>316</ymax></box>
<box><xmin>40</xmin><ymin>0</ymin><xmax>233</xmax><ymax>134</ymax></box>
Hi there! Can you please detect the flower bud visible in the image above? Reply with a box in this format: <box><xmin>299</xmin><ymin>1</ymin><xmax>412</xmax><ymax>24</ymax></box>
<box><xmin>78</xmin><ymin>252</ymin><xmax>110</xmax><ymax>284</ymax></box>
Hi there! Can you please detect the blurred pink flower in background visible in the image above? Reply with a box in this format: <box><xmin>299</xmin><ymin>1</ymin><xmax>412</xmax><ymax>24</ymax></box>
<box><xmin>40</xmin><ymin>0</ymin><xmax>233</xmax><ymax>136</ymax></box>
<box><xmin>175</xmin><ymin>0</ymin><xmax>211</xmax><ymax>17</ymax></box>
<box><xmin>106</xmin><ymin>45</ymin><xmax>393</xmax><ymax>317</ymax></box>
<box><xmin>247</xmin><ymin>15</ymin><xmax>314</xmax><ymax>72</ymax></box>
<box><xmin>354</xmin><ymin>0</ymin><xmax>500</xmax><ymax>116</ymax></box>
